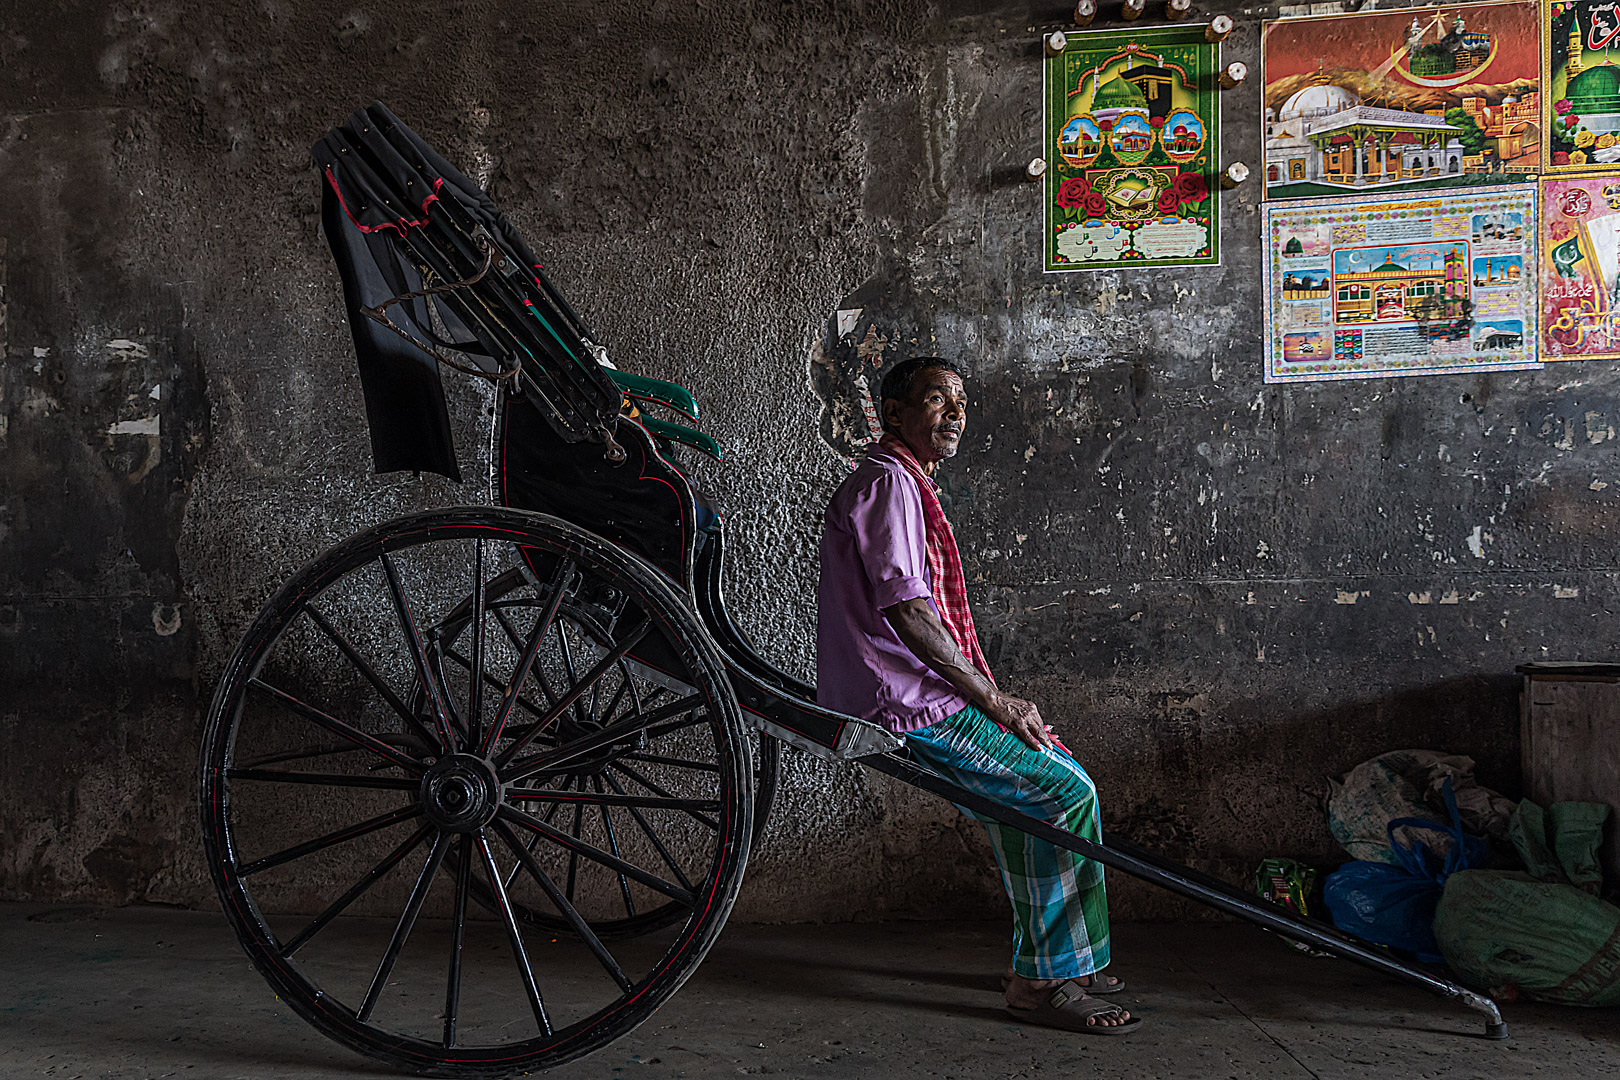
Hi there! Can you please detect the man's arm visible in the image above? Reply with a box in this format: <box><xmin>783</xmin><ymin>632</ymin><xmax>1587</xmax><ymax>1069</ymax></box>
<box><xmin>884</xmin><ymin>597</ymin><xmax>1053</xmax><ymax>750</ymax></box>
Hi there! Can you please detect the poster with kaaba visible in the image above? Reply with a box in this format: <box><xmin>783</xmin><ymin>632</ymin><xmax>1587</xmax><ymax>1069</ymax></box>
<box><xmin>1544</xmin><ymin>1</ymin><xmax>1620</xmax><ymax>172</ymax></box>
<box><xmin>1262</xmin><ymin>2</ymin><xmax>1540</xmax><ymax>200</ymax></box>
<box><xmin>1043</xmin><ymin>24</ymin><xmax>1220</xmax><ymax>272</ymax></box>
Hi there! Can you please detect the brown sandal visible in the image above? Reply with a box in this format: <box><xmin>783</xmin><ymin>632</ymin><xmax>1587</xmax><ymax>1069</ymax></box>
<box><xmin>1006</xmin><ymin>980</ymin><xmax>1143</xmax><ymax>1035</ymax></box>
<box><xmin>1002</xmin><ymin>971</ymin><xmax>1126</xmax><ymax>995</ymax></box>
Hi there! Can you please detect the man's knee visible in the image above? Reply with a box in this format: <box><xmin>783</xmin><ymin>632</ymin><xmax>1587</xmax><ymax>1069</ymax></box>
<box><xmin>1050</xmin><ymin>776</ymin><xmax>1100</xmax><ymax>825</ymax></box>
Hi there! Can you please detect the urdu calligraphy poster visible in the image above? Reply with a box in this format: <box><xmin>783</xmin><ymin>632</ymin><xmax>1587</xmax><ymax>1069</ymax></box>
<box><xmin>1540</xmin><ymin>173</ymin><xmax>1620</xmax><ymax>359</ymax></box>
<box><xmin>1544</xmin><ymin>1</ymin><xmax>1620</xmax><ymax>173</ymax></box>
<box><xmin>1043</xmin><ymin>24</ymin><xmax>1220</xmax><ymax>272</ymax></box>
<box><xmin>1263</xmin><ymin>184</ymin><xmax>1541</xmax><ymax>382</ymax></box>
<box><xmin>1262</xmin><ymin>2</ymin><xmax>1540</xmax><ymax>199</ymax></box>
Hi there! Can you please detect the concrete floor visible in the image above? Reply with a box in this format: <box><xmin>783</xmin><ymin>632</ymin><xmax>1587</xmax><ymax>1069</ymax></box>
<box><xmin>1</xmin><ymin>902</ymin><xmax>1614</xmax><ymax>1079</ymax></box>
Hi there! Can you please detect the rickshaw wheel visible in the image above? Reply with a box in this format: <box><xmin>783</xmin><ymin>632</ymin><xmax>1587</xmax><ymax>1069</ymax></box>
<box><xmin>201</xmin><ymin>508</ymin><xmax>752</xmax><ymax>1077</ymax></box>
<box><xmin>418</xmin><ymin>566</ymin><xmax>778</xmax><ymax>939</ymax></box>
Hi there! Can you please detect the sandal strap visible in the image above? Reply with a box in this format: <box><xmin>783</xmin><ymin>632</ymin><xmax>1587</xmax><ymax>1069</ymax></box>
<box><xmin>1049</xmin><ymin>981</ymin><xmax>1125</xmax><ymax>1016</ymax></box>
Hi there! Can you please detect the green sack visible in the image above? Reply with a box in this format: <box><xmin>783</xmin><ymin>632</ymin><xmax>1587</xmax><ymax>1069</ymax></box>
<box><xmin>1433</xmin><ymin>869</ymin><xmax>1620</xmax><ymax>1006</ymax></box>
<box><xmin>1507</xmin><ymin>800</ymin><xmax>1610</xmax><ymax>893</ymax></box>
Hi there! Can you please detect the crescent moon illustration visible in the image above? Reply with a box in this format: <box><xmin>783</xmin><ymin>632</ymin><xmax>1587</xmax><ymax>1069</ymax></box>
<box><xmin>1385</xmin><ymin>39</ymin><xmax>1499</xmax><ymax>88</ymax></box>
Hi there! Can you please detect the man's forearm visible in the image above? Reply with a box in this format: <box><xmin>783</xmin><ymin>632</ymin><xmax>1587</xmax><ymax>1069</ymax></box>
<box><xmin>883</xmin><ymin>596</ymin><xmax>1052</xmax><ymax>749</ymax></box>
<box><xmin>883</xmin><ymin>596</ymin><xmax>999</xmax><ymax>710</ymax></box>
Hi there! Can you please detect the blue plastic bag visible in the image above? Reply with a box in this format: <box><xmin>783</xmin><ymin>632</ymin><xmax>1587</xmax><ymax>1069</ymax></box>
<box><xmin>1324</xmin><ymin>778</ymin><xmax>1490</xmax><ymax>961</ymax></box>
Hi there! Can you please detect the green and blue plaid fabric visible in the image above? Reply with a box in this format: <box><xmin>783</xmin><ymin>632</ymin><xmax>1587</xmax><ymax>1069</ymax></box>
<box><xmin>905</xmin><ymin>704</ymin><xmax>1111</xmax><ymax>980</ymax></box>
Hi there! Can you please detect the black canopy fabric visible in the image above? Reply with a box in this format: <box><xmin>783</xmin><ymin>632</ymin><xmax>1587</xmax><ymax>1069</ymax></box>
<box><xmin>312</xmin><ymin>102</ymin><xmax>620</xmax><ymax>480</ymax></box>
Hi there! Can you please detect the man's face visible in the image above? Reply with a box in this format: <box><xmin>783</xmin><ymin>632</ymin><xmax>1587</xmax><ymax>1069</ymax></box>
<box><xmin>884</xmin><ymin>367</ymin><xmax>967</xmax><ymax>466</ymax></box>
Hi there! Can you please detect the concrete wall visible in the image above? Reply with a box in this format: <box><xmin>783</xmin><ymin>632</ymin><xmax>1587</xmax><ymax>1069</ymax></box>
<box><xmin>0</xmin><ymin>0</ymin><xmax>1600</xmax><ymax>921</ymax></box>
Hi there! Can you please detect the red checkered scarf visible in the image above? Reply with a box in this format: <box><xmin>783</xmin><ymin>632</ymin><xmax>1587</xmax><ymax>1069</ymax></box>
<box><xmin>877</xmin><ymin>434</ymin><xmax>994</xmax><ymax>683</ymax></box>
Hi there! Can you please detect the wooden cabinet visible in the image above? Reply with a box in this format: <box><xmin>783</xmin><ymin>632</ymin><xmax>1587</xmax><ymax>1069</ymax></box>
<box><xmin>1519</xmin><ymin>663</ymin><xmax>1620</xmax><ymax>888</ymax></box>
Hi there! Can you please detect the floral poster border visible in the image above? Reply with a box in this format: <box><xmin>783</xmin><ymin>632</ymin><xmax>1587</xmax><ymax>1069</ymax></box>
<box><xmin>1043</xmin><ymin>24</ymin><xmax>1221</xmax><ymax>272</ymax></box>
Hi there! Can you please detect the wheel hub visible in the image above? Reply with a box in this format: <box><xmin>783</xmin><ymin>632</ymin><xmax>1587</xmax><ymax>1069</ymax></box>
<box><xmin>419</xmin><ymin>754</ymin><xmax>502</xmax><ymax>832</ymax></box>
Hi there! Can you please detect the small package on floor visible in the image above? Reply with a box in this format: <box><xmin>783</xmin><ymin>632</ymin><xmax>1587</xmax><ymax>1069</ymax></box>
<box><xmin>1255</xmin><ymin>858</ymin><xmax>1318</xmax><ymax>917</ymax></box>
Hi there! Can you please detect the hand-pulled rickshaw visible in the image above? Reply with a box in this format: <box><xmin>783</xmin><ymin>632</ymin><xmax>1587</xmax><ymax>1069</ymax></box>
<box><xmin>198</xmin><ymin>103</ymin><xmax>1508</xmax><ymax>1077</ymax></box>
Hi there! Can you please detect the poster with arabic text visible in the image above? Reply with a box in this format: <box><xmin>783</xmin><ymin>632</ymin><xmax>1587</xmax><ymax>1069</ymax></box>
<box><xmin>1263</xmin><ymin>184</ymin><xmax>1541</xmax><ymax>382</ymax></box>
<box><xmin>1043</xmin><ymin>24</ymin><xmax>1220</xmax><ymax>271</ymax></box>
<box><xmin>1540</xmin><ymin>173</ymin><xmax>1620</xmax><ymax>359</ymax></box>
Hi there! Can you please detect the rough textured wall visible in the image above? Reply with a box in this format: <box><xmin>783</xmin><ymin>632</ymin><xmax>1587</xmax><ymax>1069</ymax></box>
<box><xmin>0</xmin><ymin>0</ymin><xmax>1587</xmax><ymax>921</ymax></box>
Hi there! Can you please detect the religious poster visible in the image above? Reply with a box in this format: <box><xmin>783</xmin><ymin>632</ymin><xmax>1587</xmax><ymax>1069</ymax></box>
<box><xmin>1539</xmin><ymin>173</ymin><xmax>1620</xmax><ymax>359</ymax></box>
<box><xmin>1262</xmin><ymin>2</ymin><xmax>1541</xmax><ymax>199</ymax></box>
<box><xmin>1544</xmin><ymin>1</ymin><xmax>1620</xmax><ymax>172</ymax></box>
<box><xmin>1263</xmin><ymin>184</ymin><xmax>1541</xmax><ymax>382</ymax></box>
<box><xmin>1043</xmin><ymin>24</ymin><xmax>1220</xmax><ymax>271</ymax></box>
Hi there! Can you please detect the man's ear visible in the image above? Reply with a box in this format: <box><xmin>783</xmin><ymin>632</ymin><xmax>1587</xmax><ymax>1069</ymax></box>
<box><xmin>880</xmin><ymin>396</ymin><xmax>900</xmax><ymax>433</ymax></box>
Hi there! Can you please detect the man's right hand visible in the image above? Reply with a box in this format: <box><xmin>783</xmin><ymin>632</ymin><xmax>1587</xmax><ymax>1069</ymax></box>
<box><xmin>883</xmin><ymin>596</ymin><xmax>1056</xmax><ymax>751</ymax></box>
<box><xmin>984</xmin><ymin>691</ymin><xmax>1053</xmax><ymax>751</ymax></box>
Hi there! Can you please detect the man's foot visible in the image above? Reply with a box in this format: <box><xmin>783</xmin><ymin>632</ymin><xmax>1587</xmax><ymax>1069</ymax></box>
<box><xmin>1002</xmin><ymin>969</ymin><xmax>1125</xmax><ymax>994</ymax></box>
<box><xmin>1004</xmin><ymin>977</ymin><xmax>1141</xmax><ymax>1034</ymax></box>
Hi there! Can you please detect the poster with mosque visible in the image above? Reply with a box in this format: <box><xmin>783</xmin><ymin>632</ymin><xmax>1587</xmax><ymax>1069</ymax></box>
<box><xmin>1263</xmin><ymin>184</ymin><xmax>1541</xmax><ymax>382</ymax></box>
<box><xmin>1262</xmin><ymin>3</ymin><xmax>1541</xmax><ymax>199</ymax></box>
<box><xmin>1544</xmin><ymin>1</ymin><xmax>1620</xmax><ymax>172</ymax></box>
<box><xmin>1043</xmin><ymin>24</ymin><xmax>1220</xmax><ymax>271</ymax></box>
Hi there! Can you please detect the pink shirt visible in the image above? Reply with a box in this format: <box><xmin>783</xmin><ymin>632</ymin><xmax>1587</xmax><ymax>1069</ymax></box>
<box><xmin>816</xmin><ymin>445</ymin><xmax>970</xmax><ymax>733</ymax></box>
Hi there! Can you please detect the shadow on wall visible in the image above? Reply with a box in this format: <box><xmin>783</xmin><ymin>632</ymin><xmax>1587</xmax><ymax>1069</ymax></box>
<box><xmin>1097</xmin><ymin>673</ymin><xmax>1520</xmax><ymax>921</ymax></box>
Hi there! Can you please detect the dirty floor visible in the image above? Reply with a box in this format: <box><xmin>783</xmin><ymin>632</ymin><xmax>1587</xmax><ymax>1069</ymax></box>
<box><xmin>0</xmin><ymin>902</ymin><xmax>1613</xmax><ymax>1079</ymax></box>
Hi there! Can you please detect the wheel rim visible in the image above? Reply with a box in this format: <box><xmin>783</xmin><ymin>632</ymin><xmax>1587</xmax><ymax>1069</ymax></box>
<box><xmin>200</xmin><ymin>509</ymin><xmax>751</xmax><ymax>1076</ymax></box>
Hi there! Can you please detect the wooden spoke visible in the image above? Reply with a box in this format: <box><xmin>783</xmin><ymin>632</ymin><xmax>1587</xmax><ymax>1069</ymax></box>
<box><xmin>594</xmin><ymin>776</ymin><xmax>637</xmax><ymax>919</ymax></box>
<box><xmin>441</xmin><ymin>648</ymin><xmax>554</xmax><ymax>735</ymax></box>
<box><xmin>480</xmin><ymin>558</ymin><xmax>572</xmax><ymax>756</ymax></box>
<box><xmin>465</xmin><ymin>539</ymin><xmax>487</xmax><ymax>751</ymax></box>
<box><xmin>380</xmin><ymin>551</ymin><xmax>459</xmax><ymax>753</ymax></box>
<box><xmin>501</xmin><ymin>773</ymin><xmax>573</xmax><ymax>892</ymax></box>
<box><xmin>492</xmin><ymin>819</ymin><xmax>633</xmax><ymax>993</ymax></box>
<box><xmin>279</xmin><ymin>824</ymin><xmax>433</xmax><ymax>957</ymax></box>
<box><xmin>238</xmin><ymin>804</ymin><xmax>421</xmax><ymax>878</ymax></box>
<box><xmin>476</xmin><ymin>834</ymin><xmax>553</xmax><ymax>1037</ymax></box>
<box><xmin>443</xmin><ymin>834</ymin><xmax>473</xmax><ymax>1048</ymax></box>
<box><xmin>500</xmin><ymin>787</ymin><xmax>721</xmax><ymax>813</ymax></box>
<box><xmin>358</xmin><ymin>831</ymin><xmax>453</xmax><ymax>1022</ymax></box>
<box><xmin>501</xmin><ymin>691</ymin><xmax>700</xmax><ymax>785</ymax></box>
<box><xmin>304</xmin><ymin>602</ymin><xmax>442</xmax><ymax>754</ymax></box>
<box><xmin>494</xmin><ymin>620</ymin><xmax>652</xmax><ymax>771</ymax></box>
<box><xmin>556</xmin><ymin>620</ymin><xmax>591</xmax><ymax>728</ymax></box>
<box><xmin>597</xmin><ymin>674</ymin><xmax>631</xmax><ymax>729</ymax></box>
<box><xmin>227</xmin><ymin>768</ymin><xmax>418</xmax><ymax>791</ymax></box>
<box><xmin>499</xmin><ymin>804</ymin><xmax>694</xmax><ymax>905</ymax></box>
<box><xmin>247</xmin><ymin>679</ymin><xmax>423</xmax><ymax>773</ymax></box>
<box><xmin>492</xmin><ymin>607</ymin><xmax>561</xmax><ymax>708</ymax></box>
<box><xmin>565</xmin><ymin>801</ymin><xmax>583</xmax><ymax>903</ymax></box>
<box><xmin>612</xmin><ymin>761</ymin><xmax>720</xmax><ymax>832</ymax></box>
<box><xmin>603</xmin><ymin>772</ymin><xmax>695</xmax><ymax>893</ymax></box>
<box><xmin>617</xmin><ymin>752</ymin><xmax>719</xmax><ymax>774</ymax></box>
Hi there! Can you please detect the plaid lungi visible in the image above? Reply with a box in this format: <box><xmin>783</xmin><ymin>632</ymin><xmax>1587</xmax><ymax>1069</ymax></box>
<box><xmin>904</xmin><ymin>704</ymin><xmax>1110</xmax><ymax>980</ymax></box>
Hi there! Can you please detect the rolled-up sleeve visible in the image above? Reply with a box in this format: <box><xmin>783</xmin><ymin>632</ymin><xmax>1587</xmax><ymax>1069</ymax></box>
<box><xmin>845</xmin><ymin>470</ymin><xmax>932</xmax><ymax>612</ymax></box>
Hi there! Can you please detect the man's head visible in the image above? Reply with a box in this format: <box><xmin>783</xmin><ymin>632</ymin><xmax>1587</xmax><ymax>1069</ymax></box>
<box><xmin>880</xmin><ymin>356</ymin><xmax>967</xmax><ymax>469</ymax></box>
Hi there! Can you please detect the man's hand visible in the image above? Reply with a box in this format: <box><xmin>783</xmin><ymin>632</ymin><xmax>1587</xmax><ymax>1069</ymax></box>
<box><xmin>883</xmin><ymin>596</ymin><xmax>1054</xmax><ymax>752</ymax></box>
<box><xmin>983</xmin><ymin>691</ymin><xmax>1053</xmax><ymax>751</ymax></box>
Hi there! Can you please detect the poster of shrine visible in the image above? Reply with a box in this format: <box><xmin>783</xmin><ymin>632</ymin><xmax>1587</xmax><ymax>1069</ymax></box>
<box><xmin>1261</xmin><ymin>2</ymin><xmax>1541</xmax><ymax>199</ymax></box>
<box><xmin>1263</xmin><ymin>184</ymin><xmax>1542</xmax><ymax>382</ymax></box>
<box><xmin>1539</xmin><ymin>174</ymin><xmax>1620</xmax><ymax>359</ymax></box>
<box><xmin>1544</xmin><ymin>1</ymin><xmax>1620</xmax><ymax>172</ymax></box>
<box><xmin>1043</xmin><ymin>24</ymin><xmax>1221</xmax><ymax>271</ymax></box>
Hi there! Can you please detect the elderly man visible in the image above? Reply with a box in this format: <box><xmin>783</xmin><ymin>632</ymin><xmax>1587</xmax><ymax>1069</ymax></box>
<box><xmin>817</xmin><ymin>356</ymin><xmax>1138</xmax><ymax>1034</ymax></box>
